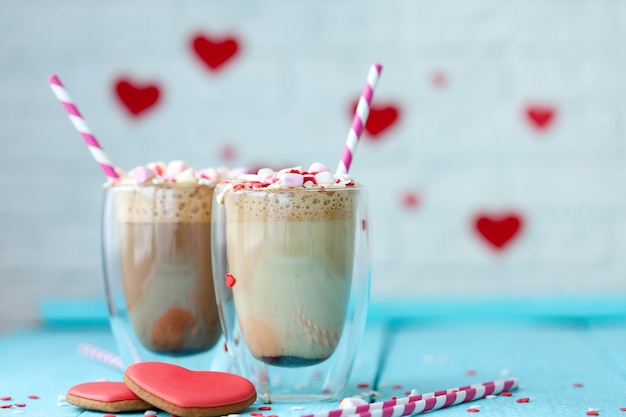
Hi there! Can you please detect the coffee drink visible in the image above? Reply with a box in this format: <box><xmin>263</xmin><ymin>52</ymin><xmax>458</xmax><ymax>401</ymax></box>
<box><xmin>222</xmin><ymin>186</ymin><xmax>359</xmax><ymax>367</ymax></box>
<box><xmin>113</xmin><ymin>184</ymin><xmax>221</xmax><ymax>355</ymax></box>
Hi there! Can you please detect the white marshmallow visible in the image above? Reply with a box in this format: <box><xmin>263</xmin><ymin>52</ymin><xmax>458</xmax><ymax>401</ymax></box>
<box><xmin>315</xmin><ymin>171</ymin><xmax>335</xmax><ymax>185</ymax></box>
<box><xmin>339</xmin><ymin>397</ymin><xmax>368</xmax><ymax>409</ymax></box>
<box><xmin>175</xmin><ymin>168</ymin><xmax>197</xmax><ymax>183</ymax></box>
<box><xmin>166</xmin><ymin>160</ymin><xmax>189</xmax><ymax>176</ymax></box>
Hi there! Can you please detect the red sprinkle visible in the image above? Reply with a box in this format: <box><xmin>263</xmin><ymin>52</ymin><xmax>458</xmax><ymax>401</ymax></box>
<box><xmin>27</xmin><ymin>395</ymin><xmax>39</xmax><ymax>399</ymax></box>
<box><xmin>322</xmin><ymin>389</ymin><xmax>332</xmax><ymax>394</ymax></box>
<box><xmin>0</xmin><ymin>397</ymin><xmax>10</xmax><ymax>401</ymax></box>
<box><xmin>0</xmin><ymin>405</ymin><xmax>12</xmax><ymax>409</ymax></box>
<box><xmin>586</xmin><ymin>412</ymin><xmax>599</xmax><ymax>416</ymax></box>
<box><xmin>620</xmin><ymin>408</ymin><xmax>626</xmax><ymax>412</ymax></box>
<box><xmin>250</xmin><ymin>413</ymin><xmax>263</xmax><ymax>416</ymax></box>
<box><xmin>103</xmin><ymin>415</ymin><xmax>116</xmax><ymax>417</ymax></box>
<box><xmin>225</xmin><ymin>273</ymin><xmax>237</xmax><ymax>288</ymax></box>
<box><xmin>14</xmin><ymin>403</ymin><xmax>25</xmax><ymax>407</ymax></box>
<box><xmin>392</xmin><ymin>384</ymin><xmax>402</xmax><ymax>389</ymax></box>
<box><xmin>573</xmin><ymin>382</ymin><xmax>584</xmax><ymax>388</ymax></box>
<box><xmin>465</xmin><ymin>369</ymin><xmax>476</xmax><ymax>376</ymax></box>
<box><xmin>500</xmin><ymin>392</ymin><xmax>513</xmax><ymax>397</ymax></box>
<box><xmin>467</xmin><ymin>408</ymin><xmax>480</xmax><ymax>413</ymax></box>
<box><xmin>259</xmin><ymin>406</ymin><xmax>272</xmax><ymax>411</ymax></box>
<box><xmin>357</xmin><ymin>383</ymin><xmax>369</xmax><ymax>388</ymax></box>
<box><xmin>516</xmin><ymin>398</ymin><xmax>530</xmax><ymax>403</ymax></box>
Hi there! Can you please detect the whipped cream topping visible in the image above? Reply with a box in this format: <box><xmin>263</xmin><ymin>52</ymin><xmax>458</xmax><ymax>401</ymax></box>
<box><xmin>215</xmin><ymin>162</ymin><xmax>356</xmax><ymax>203</ymax></box>
<box><xmin>105</xmin><ymin>160</ymin><xmax>247</xmax><ymax>187</ymax></box>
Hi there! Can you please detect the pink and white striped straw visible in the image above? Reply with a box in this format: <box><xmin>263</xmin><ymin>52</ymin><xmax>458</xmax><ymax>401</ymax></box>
<box><xmin>48</xmin><ymin>75</ymin><xmax>119</xmax><ymax>179</ymax></box>
<box><xmin>336</xmin><ymin>63</ymin><xmax>383</xmax><ymax>177</ymax></box>
<box><xmin>77</xmin><ymin>342</ymin><xmax>124</xmax><ymax>371</ymax></box>
<box><xmin>302</xmin><ymin>378</ymin><xmax>518</xmax><ymax>417</ymax></box>
<box><xmin>345</xmin><ymin>379</ymin><xmax>518</xmax><ymax>417</ymax></box>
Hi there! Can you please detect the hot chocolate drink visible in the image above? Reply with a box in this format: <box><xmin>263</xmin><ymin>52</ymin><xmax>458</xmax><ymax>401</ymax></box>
<box><xmin>219</xmin><ymin>165</ymin><xmax>360</xmax><ymax>367</ymax></box>
<box><xmin>109</xmin><ymin>163</ymin><xmax>224</xmax><ymax>356</ymax></box>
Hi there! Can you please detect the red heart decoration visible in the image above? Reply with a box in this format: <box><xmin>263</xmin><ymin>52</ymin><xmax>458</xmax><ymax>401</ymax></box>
<box><xmin>219</xmin><ymin>143</ymin><xmax>237</xmax><ymax>162</ymax></box>
<box><xmin>525</xmin><ymin>105</ymin><xmax>556</xmax><ymax>131</ymax></box>
<box><xmin>474</xmin><ymin>212</ymin><xmax>523</xmax><ymax>251</ymax></box>
<box><xmin>191</xmin><ymin>33</ymin><xmax>240</xmax><ymax>72</ymax></box>
<box><xmin>400</xmin><ymin>190</ymin><xmax>420</xmax><ymax>210</ymax></box>
<box><xmin>114</xmin><ymin>78</ymin><xmax>161</xmax><ymax>117</ymax></box>
<box><xmin>430</xmin><ymin>70</ymin><xmax>448</xmax><ymax>88</ymax></box>
<box><xmin>351</xmin><ymin>101</ymin><xmax>400</xmax><ymax>138</ymax></box>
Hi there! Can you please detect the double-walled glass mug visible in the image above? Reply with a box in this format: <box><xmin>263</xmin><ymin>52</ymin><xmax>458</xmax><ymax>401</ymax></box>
<box><xmin>102</xmin><ymin>183</ymin><xmax>228</xmax><ymax>370</ymax></box>
<box><xmin>212</xmin><ymin>185</ymin><xmax>371</xmax><ymax>403</ymax></box>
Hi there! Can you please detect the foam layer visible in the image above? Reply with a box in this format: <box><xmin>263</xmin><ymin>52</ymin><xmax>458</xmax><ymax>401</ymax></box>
<box><xmin>223</xmin><ymin>187</ymin><xmax>361</xmax><ymax>222</ymax></box>
<box><xmin>113</xmin><ymin>184</ymin><xmax>215</xmax><ymax>223</ymax></box>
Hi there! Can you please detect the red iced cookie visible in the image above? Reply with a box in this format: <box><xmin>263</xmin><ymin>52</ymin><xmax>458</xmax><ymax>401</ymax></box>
<box><xmin>124</xmin><ymin>362</ymin><xmax>256</xmax><ymax>417</ymax></box>
<box><xmin>65</xmin><ymin>381</ymin><xmax>152</xmax><ymax>412</ymax></box>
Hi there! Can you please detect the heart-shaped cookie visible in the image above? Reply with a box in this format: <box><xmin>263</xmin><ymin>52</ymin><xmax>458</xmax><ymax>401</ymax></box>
<box><xmin>124</xmin><ymin>362</ymin><xmax>256</xmax><ymax>417</ymax></box>
<box><xmin>65</xmin><ymin>381</ymin><xmax>151</xmax><ymax>413</ymax></box>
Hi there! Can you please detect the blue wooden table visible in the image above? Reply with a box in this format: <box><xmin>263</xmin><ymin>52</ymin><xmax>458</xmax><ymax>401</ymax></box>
<box><xmin>2</xmin><ymin>298</ymin><xmax>626</xmax><ymax>416</ymax></box>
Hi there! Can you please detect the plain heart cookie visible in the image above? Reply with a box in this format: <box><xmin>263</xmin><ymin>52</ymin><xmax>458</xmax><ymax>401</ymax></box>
<box><xmin>65</xmin><ymin>381</ymin><xmax>152</xmax><ymax>413</ymax></box>
<box><xmin>124</xmin><ymin>362</ymin><xmax>257</xmax><ymax>417</ymax></box>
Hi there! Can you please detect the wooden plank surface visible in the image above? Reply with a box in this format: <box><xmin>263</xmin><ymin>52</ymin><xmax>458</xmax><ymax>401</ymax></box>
<box><xmin>1</xmin><ymin>321</ymin><xmax>626</xmax><ymax>416</ymax></box>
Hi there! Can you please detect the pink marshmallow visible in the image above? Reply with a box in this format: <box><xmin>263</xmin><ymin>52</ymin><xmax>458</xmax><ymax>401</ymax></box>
<box><xmin>308</xmin><ymin>162</ymin><xmax>330</xmax><ymax>173</ymax></box>
<box><xmin>280</xmin><ymin>172</ymin><xmax>304</xmax><ymax>187</ymax></box>
<box><xmin>132</xmin><ymin>166</ymin><xmax>157</xmax><ymax>183</ymax></box>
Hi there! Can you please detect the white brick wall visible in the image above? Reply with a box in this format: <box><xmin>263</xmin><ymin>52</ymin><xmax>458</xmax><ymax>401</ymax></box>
<box><xmin>1</xmin><ymin>0</ymin><xmax>626</xmax><ymax>330</ymax></box>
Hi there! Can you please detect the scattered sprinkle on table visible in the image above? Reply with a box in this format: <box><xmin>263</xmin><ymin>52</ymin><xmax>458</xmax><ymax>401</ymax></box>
<box><xmin>586</xmin><ymin>412</ymin><xmax>599</xmax><ymax>416</ymax></box>
<box><xmin>0</xmin><ymin>397</ymin><xmax>11</xmax><ymax>401</ymax></box>
<box><xmin>259</xmin><ymin>406</ymin><xmax>272</xmax><ymax>411</ymax></box>
<box><xmin>500</xmin><ymin>392</ymin><xmax>512</xmax><ymax>397</ymax></box>
<box><xmin>467</xmin><ymin>408</ymin><xmax>480</xmax><ymax>413</ymax></box>
<box><xmin>516</xmin><ymin>397</ymin><xmax>530</xmax><ymax>403</ymax></box>
<box><xmin>573</xmin><ymin>383</ymin><xmax>584</xmax><ymax>388</ymax></box>
<box><xmin>357</xmin><ymin>383</ymin><xmax>369</xmax><ymax>388</ymax></box>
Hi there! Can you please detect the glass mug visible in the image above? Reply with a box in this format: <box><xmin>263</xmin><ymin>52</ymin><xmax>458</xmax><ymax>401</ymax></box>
<box><xmin>212</xmin><ymin>185</ymin><xmax>371</xmax><ymax>402</ymax></box>
<box><xmin>102</xmin><ymin>183</ymin><xmax>228</xmax><ymax>370</ymax></box>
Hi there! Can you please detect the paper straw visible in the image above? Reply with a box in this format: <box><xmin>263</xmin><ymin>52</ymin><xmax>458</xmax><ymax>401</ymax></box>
<box><xmin>345</xmin><ymin>379</ymin><xmax>518</xmax><ymax>417</ymax></box>
<box><xmin>302</xmin><ymin>378</ymin><xmax>518</xmax><ymax>417</ymax></box>
<box><xmin>336</xmin><ymin>63</ymin><xmax>383</xmax><ymax>177</ymax></box>
<box><xmin>48</xmin><ymin>75</ymin><xmax>119</xmax><ymax>179</ymax></box>
<box><xmin>77</xmin><ymin>342</ymin><xmax>124</xmax><ymax>371</ymax></box>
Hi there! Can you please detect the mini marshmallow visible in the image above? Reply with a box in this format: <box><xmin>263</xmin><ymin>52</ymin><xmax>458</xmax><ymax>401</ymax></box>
<box><xmin>339</xmin><ymin>397</ymin><xmax>369</xmax><ymax>409</ymax></box>
<box><xmin>197</xmin><ymin>167</ymin><xmax>218</xmax><ymax>181</ymax></box>
<box><xmin>280</xmin><ymin>172</ymin><xmax>304</xmax><ymax>187</ymax></box>
<box><xmin>241</xmin><ymin>174</ymin><xmax>260</xmax><ymax>182</ymax></box>
<box><xmin>166</xmin><ymin>160</ymin><xmax>189</xmax><ymax>177</ymax></box>
<box><xmin>315</xmin><ymin>171</ymin><xmax>335</xmax><ymax>185</ymax></box>
<box><xmin>132</xmin><ymin>166</ymin><xmax>157</xmax><ymax>184</ymax></box>
<box><xmin>147</xmin><ymin>161</ymin><xmax>166</xmax><ymax>175</ymax></box>
<box><xmin>175</xmin><ymin>168</ymin><xmax>197</xmax><ymax>183</ymax></box>
<box><xmin>257</xmin><ymin>168</ymin><xmax>275</xmax><ymax>181</ymax></box>
<box><xmin>308</xmin><ymin>162</ymin><xmax>330</xmax><ymax>173</ymax></box>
